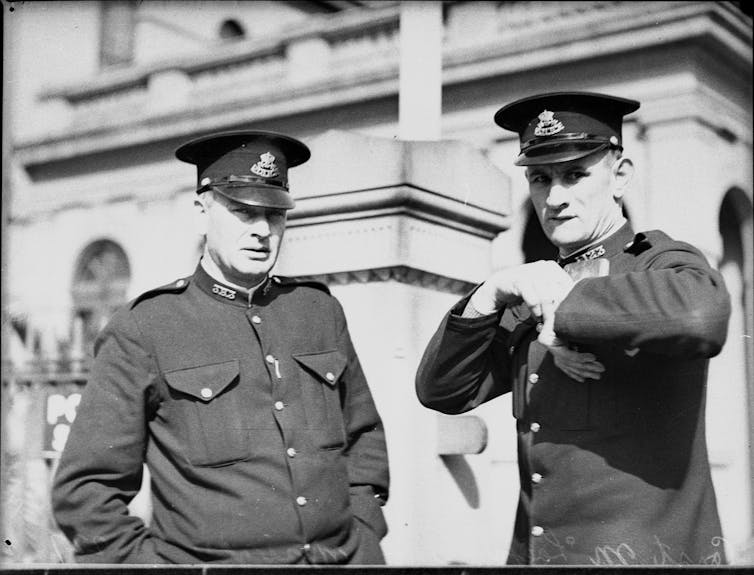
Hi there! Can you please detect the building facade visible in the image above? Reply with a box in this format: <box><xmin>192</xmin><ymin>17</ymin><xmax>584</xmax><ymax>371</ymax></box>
<box><xmin>2</xmin><ymin>0</ymin><xmax>753</xmax><ymax>566</ymax></box>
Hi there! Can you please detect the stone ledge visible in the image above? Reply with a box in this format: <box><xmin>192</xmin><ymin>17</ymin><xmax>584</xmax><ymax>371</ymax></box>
<box><xmin>293</xmin><ymin>265</ymin><xmax>475</xmax><ymax>297</ymax></box>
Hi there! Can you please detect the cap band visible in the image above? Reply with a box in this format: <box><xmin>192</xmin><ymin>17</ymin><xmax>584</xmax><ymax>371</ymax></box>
<box><xmin>520</xmin><ymin>132</ymin><xmax>615</xmax><ymax>152</ymax></box>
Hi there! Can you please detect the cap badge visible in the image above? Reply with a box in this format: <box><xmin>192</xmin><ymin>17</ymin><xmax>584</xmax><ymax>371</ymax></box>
<box><xmin>250</xmin><ymin>152</ymin><xmax>280</xmax><ymax>179</ymax></box>
<box><xmin>534</xmin><ymin>110</ymin><xmax>565</xmax><ymax>137</ymax></box>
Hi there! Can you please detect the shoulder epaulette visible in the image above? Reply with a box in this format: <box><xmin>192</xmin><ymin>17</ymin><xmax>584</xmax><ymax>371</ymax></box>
<box><xmin>624</xmin><ymin>232</ymin><xmax>653</xmax><ymax>256</ymax></box>
<box><xmin>271</xmin><ymin>275</ymin><xmax>331</xmax><ymax>295</ymax></box>
<box><xmin>130</xmin><ymin>277</ymin><xmax>191</xmax><ymax>308</ymax></box>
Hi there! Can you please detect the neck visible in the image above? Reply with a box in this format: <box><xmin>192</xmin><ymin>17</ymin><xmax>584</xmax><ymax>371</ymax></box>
<box><xmin>558</xmin><ymin>216</ymin><xmax>627</xmax><ymax>259</ymax></box>
<box><xmin>200</xmin><ymin>257</ymin><xmax>266</xmax><ymax>292</ymax></box>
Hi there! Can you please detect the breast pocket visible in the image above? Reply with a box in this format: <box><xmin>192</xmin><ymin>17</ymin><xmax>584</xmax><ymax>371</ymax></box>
<box><xmin>292</xmin><ymin>350</ymin><xmax>348</xmax><ymax>449</ymax></box>
<box><xmin>163</xmin><ymin>360</ymin><xmax>250</xmax><ymax>467</ymax></box>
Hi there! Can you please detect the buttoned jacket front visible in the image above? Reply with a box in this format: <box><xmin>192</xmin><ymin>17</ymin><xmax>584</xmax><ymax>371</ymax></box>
<box><xmin>416</xmin><ymin>224</ymin><xmax>730</xmax><ymax>565</ymax></box>
<box><xmin>53</xmin><ymin>264</ymin><xmax>389</xmax><ymax>565</ymax></box>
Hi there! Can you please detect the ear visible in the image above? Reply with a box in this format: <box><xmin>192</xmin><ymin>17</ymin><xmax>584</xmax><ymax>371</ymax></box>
<box><xmin>611</xmin><ymin>156</ymin><xmax>634</xmax><ymax>200</ymax></box>
<box><xmin>193</xmin><ymin>193</ymin><xmax>210</xmax><ymax>236</ymax></box>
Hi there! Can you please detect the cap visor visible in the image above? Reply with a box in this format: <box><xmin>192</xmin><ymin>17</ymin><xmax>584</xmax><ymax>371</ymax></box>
<box><xmin>515</xmin><ymin>142</ymin><xmax>609</xmax><ymax>166</ymax></box>
<box><xmin>211</xmin><ymin>186</ymin><xmax>296</xmax><ymax>210</ymax></box>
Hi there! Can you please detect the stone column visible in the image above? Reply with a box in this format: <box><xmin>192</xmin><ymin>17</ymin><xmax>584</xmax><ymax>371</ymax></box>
<box><xmin>279</xmin><ymin>130</ymin><xmax>512</xmax><ymax>565</ymax></box>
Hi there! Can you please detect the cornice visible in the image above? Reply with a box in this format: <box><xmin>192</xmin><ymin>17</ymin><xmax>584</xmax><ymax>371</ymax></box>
<box><xmin>12</xmin><ymin>1</ymin><xmax>752</xmax><ymax>165</ymax></box>
<box><xmin>293</xmin><ymin>265</ymin><xmax>475</xmax><ymax>296</ymax></box>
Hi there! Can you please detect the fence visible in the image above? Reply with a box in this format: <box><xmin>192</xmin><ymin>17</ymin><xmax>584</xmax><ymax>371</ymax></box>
<box><xmin>1</xmin><ymin>357</ymin><xmax>88</xmax><ymax>564</ymax></box>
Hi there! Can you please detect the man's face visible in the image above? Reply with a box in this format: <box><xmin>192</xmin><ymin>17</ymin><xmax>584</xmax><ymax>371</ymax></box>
<box><xmin>198</xmin><ymin>191</ymin><xmax>287</xmax><ymax>287</ymax></box>
<box><xmin>525</xmin><ymin>150</ymin><xmax>623</xmax><ymax>253</ymax></box>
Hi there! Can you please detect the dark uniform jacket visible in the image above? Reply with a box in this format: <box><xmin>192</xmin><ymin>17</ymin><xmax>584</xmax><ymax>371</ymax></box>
<box><xmin>52</xmin><ymin>264</ymin><xmax>390</xmax><ymax>565</ymax></box>
<box><xmin>415</xmin><ymin>223</ymin><xmax>730</xmax><ymax>565</ymax></box>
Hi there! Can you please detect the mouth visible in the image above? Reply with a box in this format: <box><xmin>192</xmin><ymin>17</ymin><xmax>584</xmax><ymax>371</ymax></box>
<box><xmin>548</xmin><ymin>214</ymin><xmax>575</xmax><ymax>223</ymax></box>
<box><xmin>240</xmin><ymin>247</ymin><xmax>270</xmax><ymax>258</ymax></box>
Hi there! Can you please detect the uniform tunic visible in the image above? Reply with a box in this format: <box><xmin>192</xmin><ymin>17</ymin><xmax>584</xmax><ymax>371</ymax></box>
<box><xmin>52</xmin><ymin>264</ymin><xmax>389</xmax><ymax>564</ymax></box>
<box><xmin>415</xmin><ymin>223</ymin><xmax>730</xmax><ymax>565</ymax></box>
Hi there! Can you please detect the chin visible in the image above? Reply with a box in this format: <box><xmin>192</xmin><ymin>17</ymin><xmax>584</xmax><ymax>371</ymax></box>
<box><xmin>549</xmin><ymin>233</ymin><xmax>585</xmax><ymax>252</ymax></box>
<box><xmin>231</xmin><ymin>263</ymin><xmax>272</xmax><ymax>281</ymax></box>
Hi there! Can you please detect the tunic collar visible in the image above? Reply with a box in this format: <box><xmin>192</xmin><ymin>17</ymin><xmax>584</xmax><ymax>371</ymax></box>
<box><xmin>193</xmin><ymin>262</ymin><xmax>271</xmax><ymax>307</ymax></box>
<box><xmin>557</xmin><ymin>222</ymin><xmax>635</xmax><ymax>267</ymax></box>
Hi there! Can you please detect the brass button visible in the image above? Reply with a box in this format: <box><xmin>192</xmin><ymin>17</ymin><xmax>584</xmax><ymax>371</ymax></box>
<box><xmin>274</xmin><ymin>401</ymin><xmax>284</xmax><ymax>411</ymax></box>
<box><xmin>530</xmin><ymin>422</ymin><xmax>541</xmax><ymax>433</ymax></box>
<box><xmin>528</xmin><ymin>373</ymin><xmax>539</xmax><ymax>384</ymax></box>
<box><xmin>176</xmin><ymin>279</ymin><xmax>186</xmax><ymax>288</ymax></box>
<box><xmin>325</xmin><ymin>372</ymin><xmax>335</xmax><ymax>382</ymax></box>
<box><xmin>296</xmin><ymin>496</ymin><xmax>307</xmax><ymax>506</ymax></box>
<box><xmin>252</xmin><ymin>315</ymin><xmax>262</xmax><ymax>324</ymax></box>
<box><xmin>266</xmin><ymin>354</ymin><xmax>275</xmax><ymax>364</ymax></box>
<box><xmin>200</xmin><ymin>388</ymin><xmax>212</xmax><ymax>399</ymax></box>
<box><xmin>531</xmin><ymin>526</ymin><xmax>544</xmax><ymax>537</ymax></box>
<box><xmin>286</xmin><ymin>447</ymin><xmax>297</xmax><ymax>458</ymax></box>
<box><xmin>532</xmin><ymin>473</ymin><xmax>542</xmax><ymax>484</ymax></box>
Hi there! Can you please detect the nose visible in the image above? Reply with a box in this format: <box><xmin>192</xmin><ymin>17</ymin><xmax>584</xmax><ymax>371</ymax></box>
<box><xmin>248</xmin><ymin>215</ymin><xmax>271</xmax><ymax>238</ymax></box>
<box><xmin>545</xmin><ymin>181</ymin><xmax>570</xmax><ymax>210</ymax></box>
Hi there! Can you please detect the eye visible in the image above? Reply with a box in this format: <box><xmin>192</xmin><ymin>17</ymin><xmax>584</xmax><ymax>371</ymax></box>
<box><xmin>565</xmin><ymin>170</ymin><xmax>588</xmax><ymax>183</ymax></box>
<box><xmin>266</xmin><ymin>209</ymin><xmax>286</xmax><ymax>221</ymax></box>
<box><xmin>527</xmin><ymin>173</ymin><xmax>549</xmax><ymax>185</ymax></box>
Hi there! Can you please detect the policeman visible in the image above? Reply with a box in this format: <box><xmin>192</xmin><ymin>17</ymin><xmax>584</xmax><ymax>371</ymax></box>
<box><xmin>415</xmin><ymin>93</ymin><xmax>731</xmax><ymax>565</ymax></box>
<box><xmin>52</xmin><ymin>131</ymin><xmax>390</xmax><ymax>564</ymax></box>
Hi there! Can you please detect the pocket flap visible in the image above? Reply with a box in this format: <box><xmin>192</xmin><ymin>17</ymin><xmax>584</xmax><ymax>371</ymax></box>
<box><xmin>292</xmin><ymin>350</ymin><xmax>347</xmax><ymax>387</ymax></box>
<box><xmin>164</xmin><ymin>360</ymin><xmax>239</xmax><ymax>402</ymax></box>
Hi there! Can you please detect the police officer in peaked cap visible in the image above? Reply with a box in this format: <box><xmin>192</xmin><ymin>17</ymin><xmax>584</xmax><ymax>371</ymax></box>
<box><xmin>52</xmin><ymin>131</ymin><xmax>390</xmax><ymax>565</ymax></box>
<box><xmin>416</xmin><ymin>93</ymin><xmax>731</xmax><ymax>565</ymax></box>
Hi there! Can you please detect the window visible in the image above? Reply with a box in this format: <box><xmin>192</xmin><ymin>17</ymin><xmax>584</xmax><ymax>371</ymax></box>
<box><xmin>71</xmin><ymin>240</ymin><xmax>131</xmax><ymax>355</ymax></box>
<box><xmin>219</xmin><ymin>19</ymin><xmax>245</xmax><ymax>40</ymax></box>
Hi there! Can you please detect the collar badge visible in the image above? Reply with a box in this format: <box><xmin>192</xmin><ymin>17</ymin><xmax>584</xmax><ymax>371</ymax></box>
<box><xmin>534</xmin><ymin>109</ymin><xmax>565</xmax><ymax>137</ymax></box>
<box><xmin>574</xmin><ymin>245</ymin><xmax>606</xmax><ymax>263</ymax></box>
<box><xmin>212</xmin><ymin>283</ymin><xmax>237</xmax><ymax>300</ymax></box>
<box><xmin>250</xmin><ymin>152</ymin><xmax>280</xmax><ymax>179</ymax></box>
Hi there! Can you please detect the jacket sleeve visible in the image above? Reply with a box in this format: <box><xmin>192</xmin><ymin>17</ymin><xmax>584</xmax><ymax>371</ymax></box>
<box><xmin>51</xmin><ymin>309</ymin><xmax>162</xmax><ymax>564</ymax></box>
<box><xmin>415</xmin><ymin>291</ymin><xmax>514</xmax><ymax>415</ymax></box>
<box><xmin>331</xmin><ymin>298</ymin><xmax>390</xmax><ymax>539</ymax></box>
<box><xmin>554</xmin><ymin>241</ymin><xmax>731</xmax><ymax>358</ymax></box>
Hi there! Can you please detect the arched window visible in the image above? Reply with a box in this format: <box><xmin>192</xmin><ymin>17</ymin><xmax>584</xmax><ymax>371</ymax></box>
<box><xmin>521</xmin><ymin>201</ymin><xmax>556</xmax><ymax>263</ymax></box>
<box><xmin>71</xmin><ymin>240</ymin><xmax>131</xmax><ymax>356</ymax></box>
<box><xmin>219</xmin><ymin>19</ymin><xmax>245</xmax><ymax>40</ymax></box>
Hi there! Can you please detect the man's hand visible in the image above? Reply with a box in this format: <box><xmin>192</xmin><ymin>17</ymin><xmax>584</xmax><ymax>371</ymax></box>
<box><xmin>471</xmin><ymin>260</ymin><xmax>575</xmax><ymax>319</ymax></box>
<box><xmin>470</xmin><ymin>261</ymin><xmax>604</xmax><ymax>382</ymax></box>
<box><xmin>545</xmin><ymin>336</ymin><xmax>605</xmax><ymax>382</ymax></box>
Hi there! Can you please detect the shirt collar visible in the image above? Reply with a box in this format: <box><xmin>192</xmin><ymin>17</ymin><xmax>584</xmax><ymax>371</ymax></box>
<box><xmin>194</xmin><ymin>261</ymin><xmax>270</xmax><ymax>307</ymax></box>
<box><xmin>557</xmin><ymin>221</ymin><xmax>635</xmax><ymax>267</ymax></box>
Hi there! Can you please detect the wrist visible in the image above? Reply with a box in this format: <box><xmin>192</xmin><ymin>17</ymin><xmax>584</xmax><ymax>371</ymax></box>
<box><xmin>470</xmin><ymin>283</ymin><xmax>501</xmax><ymax>315</ymax></box>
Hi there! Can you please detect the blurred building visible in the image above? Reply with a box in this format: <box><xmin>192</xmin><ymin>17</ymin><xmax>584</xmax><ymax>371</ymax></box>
<box><xmin>2</xmin><ymin>0</ymin><xmax>752</xmax><ymax>566</ymax></box>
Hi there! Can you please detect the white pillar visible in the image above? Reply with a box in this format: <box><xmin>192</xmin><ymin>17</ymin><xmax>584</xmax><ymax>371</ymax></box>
<box><xmin>399</xmin><ymin>1</ymin><xmax>443</xmax><ymax>141</ymax></box>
